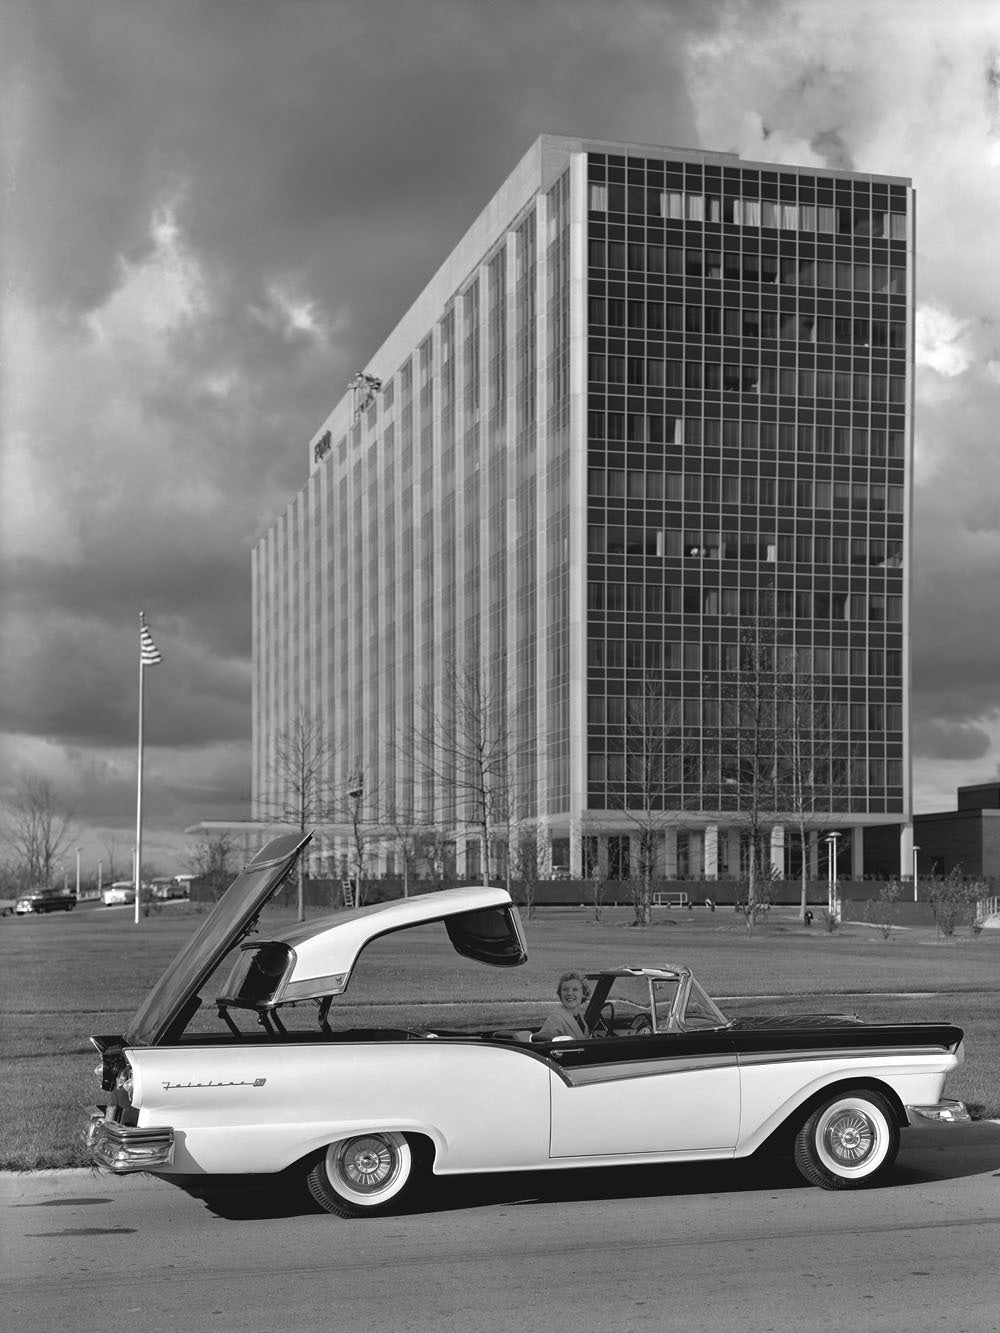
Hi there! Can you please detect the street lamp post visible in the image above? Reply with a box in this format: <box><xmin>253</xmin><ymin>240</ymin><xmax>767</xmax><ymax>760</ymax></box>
<box><xmin>75</xmin><ymin>847</ymin><xmax>81</xmax><ymax>899</ymax></box>
<box><xmin>346</xmin><ymin>777</ymin><xmax>363</xmax><ymax>909</ymax></box>
<box><xmin>824</xmin><ymin>832</ymin><xmax>842</xmax><ymax>918</ymax></box>
<box><xmin>912</xmin><ymin>845</ymin><xmax>920</xmax><ymax>903</ymax></box>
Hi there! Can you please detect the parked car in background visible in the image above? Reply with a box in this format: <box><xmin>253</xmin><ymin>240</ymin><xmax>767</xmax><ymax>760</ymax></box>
<box><xmin>102</xmin><ymin>881</ymin><xmax>136</xmax><ymax>906</ymax></box>
<box><xmin>150</xmin><ymin>878</ymin><xmax>189</xmax><ymax>900</ymax></box>
<box><xmin>87</xmin><ymin>833</ymin><xmax>972</xmax><ymax>1217</ymax></box>
<box><xmin>15</xmin><ymin>886</ymin><xmax>76</xmax><ymax>914</ymax></box>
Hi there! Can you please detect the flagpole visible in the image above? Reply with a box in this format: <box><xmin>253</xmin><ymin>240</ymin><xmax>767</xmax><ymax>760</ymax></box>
<box><xmin>135</xmin><ymin>612</ymin><xmax>145</xmax><ymax>926</ymax></box>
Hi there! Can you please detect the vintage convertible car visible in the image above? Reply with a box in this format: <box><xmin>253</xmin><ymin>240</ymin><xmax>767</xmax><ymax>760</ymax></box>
<box><xmin>88</xmin><ymin>833</ymin><xmax>969</xmax><ymax>1217</ymax></box>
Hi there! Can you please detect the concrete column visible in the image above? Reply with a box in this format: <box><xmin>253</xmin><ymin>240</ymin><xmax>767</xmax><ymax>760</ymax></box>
<box><xmin>691</xmin><ymin>829</ymin><xmax>705</xmax><ymax>878</ymax></box>
<box><xmin>770</xmin><ymin>825</ymin><xmax>785</xmax><ymax>879</ymax></box>
<box><xmin>568</xmin><ymin>818</ymin><xmax>583</xmax><ymax>879</ymax></box>
<box><xmin>704</xmin><ymin>824</ymin><xmax>719</xmax><ymax>880</ymax></box>
<box><xmin>727</xmin><ymin>828</ymin><xmax>742</xmax><ymax>878</ymax></box>
<box><xmin>663</xmin><ymin>827</ymin><xmax>678</xmax><ymax>878</ymax></box>
<box><xmin>899</xmin><ymin>823</ymin><xmax>914</xmax><ymax>883</ymax></box>
<box><xmin>598</xmin><ymin>834</ymin><xmax>609</xmax><ymax>879</ymax></box>
<box><xmin>851</xmin><ymin>826</ymin><xmax>864</xmax><ymax>880</ymax></box>
<box><xmin>808</xmin><ymin>830</ymin><xmax>820</xmax><ymax>879</ymax></box>
<box><xmin>535</xmin><ymin>825</ymin><xmax>553</xmax><ymax>880</ymax></box>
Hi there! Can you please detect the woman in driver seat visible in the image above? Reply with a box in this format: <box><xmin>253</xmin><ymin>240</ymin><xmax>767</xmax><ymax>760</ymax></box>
<box><xmin>533</xmin><ymin>971</ymin><xmax>592</xmax><ymax>1041</ymax></box>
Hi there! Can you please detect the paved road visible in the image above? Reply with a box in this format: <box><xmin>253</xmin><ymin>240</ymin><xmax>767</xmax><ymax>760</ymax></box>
<box><xmin>4</xmin><ymin>1123</ymin><xmax>1000</xmax><ymax>1333</ymax></box>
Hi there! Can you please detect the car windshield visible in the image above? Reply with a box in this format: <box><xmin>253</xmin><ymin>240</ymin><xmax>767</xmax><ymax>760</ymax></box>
<box><xmin>592</xmin><ymin>973</ymin><xmax>729</xmax><ymax>1035</ymax></box>
<box><xmin>681</xmin><ymin>978</ymin><xmax>730</xmax><ymax>1030</ymax></box>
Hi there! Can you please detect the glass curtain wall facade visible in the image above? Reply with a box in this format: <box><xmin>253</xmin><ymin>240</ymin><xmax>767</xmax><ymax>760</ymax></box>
<box><xmin>252</xmin><ymin>136</ymin><xmax>914</xmax><ymax>881</ymax></box>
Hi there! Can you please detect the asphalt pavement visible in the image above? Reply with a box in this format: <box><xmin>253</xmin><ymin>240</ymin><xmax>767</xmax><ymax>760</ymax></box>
<box><xmin>3</xmin><ymin>1120</ymin><xmax>1000</xmax><ymax>1333</ymax></box>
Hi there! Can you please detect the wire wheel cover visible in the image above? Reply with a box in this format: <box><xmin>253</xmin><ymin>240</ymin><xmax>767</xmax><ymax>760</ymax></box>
<box><xmin>334</xmin><ymin>1136</ymin><xmax>402</xmax><ymax>1194</ymax></box>
<box><xmin>819</xmin><ymin>1106</ymin><xmax>883</xmax><ymax>1171</ymax></box>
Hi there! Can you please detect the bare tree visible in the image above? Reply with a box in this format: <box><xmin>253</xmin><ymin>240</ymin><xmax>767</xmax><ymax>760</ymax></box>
<box><xmin>509</xmin><ymin>826</ymin><xmax>542</xmax><ymax>921</ymax></box>
<box><xmin>772</xmin><ymin>651</ymin><xmax>836</xmax><ymax>922</ymax></box>
<box><xmin>720</xmin><ymin>629</ymin><xmax>782</xmax><ymax>930</ymax></box>
<box><xmin>257</xmin><ymin>710</ymin><xmax>340</xmax><ymax>920</ymax></box>
<box><xmin>186</xmin><ymin>830</ymin><xmax>238</xmax><ymax>901</ymax></box>
<box><xmin>864</xmin><ymin>878</ymin><xmax>902</xmax><ymax>939</ymax></box>
<box><xmin>340</xmin><ymin>768</ymin><xmax>377</xmax><ymax>907</ymax></box>
<box><xmin>929</xmin><ymin>866</ymin><xmax>981</xmax><ymax>938</ymax></box>
<box><xmin>404</xmin><ymin>659</ymin><xmax>524</xmax><ymax>886</ymax></box>
<box><xmin>721</xmin><ymin>617</ymin><xmax>846</xmax><ymax>932</ymax></box>
<box><xmin>3</xmin><ymin>777</ymin><xmax>75</xmax><ymax>887</ymax></box>
<box><xmin>579</xmin><ymin>821</ymin><xmax>610</xmax><ymax>922</ymax></box>
<box><xmin>385</xmin><ymin>823</ymin><xmax>413</xmax><ymax>897</ymax></box>
<box><xmin>408</xmin><ymin>827</ymin><xmax>456</xmax><ymax>892</ymax></box>
<box><xmin>101</xmin><ymin>834</ymin><xmax>125</xmax><ymax>884</ymax></box>
<box><xmin>608</xmin><ymin>680</ymin><xmax>683</xmax><ymax>926</ymax></box>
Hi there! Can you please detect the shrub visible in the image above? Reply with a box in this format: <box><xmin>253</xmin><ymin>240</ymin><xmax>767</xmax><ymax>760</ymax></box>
<box><xmin>864</xmin><ymin>879</ymin><xmax>902</xmax><ymax>940</ymax></box>
<box><xmin>929</xmin><ymin>866</ymin><xmax>980</xmax><ymax>938</ymax></box>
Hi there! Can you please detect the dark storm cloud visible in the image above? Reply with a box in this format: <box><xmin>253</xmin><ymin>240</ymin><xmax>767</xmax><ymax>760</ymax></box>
<box><xmin>10</xmin><ymin>0</ymin><xmax>705</xmax><ymax>337</ymax></box>
<box><xmin>66</xmin><ymin>741</ymin><xmax>253</xmax><ymax>831</ymax></box>
<box><xmin>912</xmin><ymin>720</ymin><xmax>992</xmax><ymax>762</ymax></box>
<box><xmin>808</xmin><ymin>127</ymin><xmax>854</xmax><ymax>170</ymax></box>
<box><xmin>910</xmin><ymin>373</ymin><xmax>1000</xmax><ymax>731</ymax></box>
<box><xmin>8</xmin><ymin>0</ymin><xmax>999</xmax><ymax>858</ymax></box>
<box><xmin>4</xmin><ymin>0</ymin><xmax>709</xmax><ymax>856</ymax></box>
<box><xmin>0</xmin><ymin>603</ymin><xmax>250</xmax><ymax>748</ymax></box>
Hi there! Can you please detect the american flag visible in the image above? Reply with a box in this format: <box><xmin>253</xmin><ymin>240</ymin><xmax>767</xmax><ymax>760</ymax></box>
<box><xmin>140</xmin><ymin>616</ymin><xmax>162</xmax><ymax>666</ymax></box>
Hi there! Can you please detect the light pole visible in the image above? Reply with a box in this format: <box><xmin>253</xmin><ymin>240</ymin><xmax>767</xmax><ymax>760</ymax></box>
<box><xmin>75</xmin><ymin>846</ymin><xmax>82</xmax><ymax>899</ymax></box>
<box><xmin>97</xmin><ymin>859</ymin><xmax>103</xmax><ymax>896</ymax></box>
<box><xmin>824</xmin><ymin>832</ymin><xmax>842</xmax><ymax>917</ymax></box>
<box><xmin>912</xmin><ymin>845</ymin><xmax>920</xmax><ymax>903</ymax></box>
<box><xmin>346</xmin><ymin>777</ymin><xmax>363</xmax><ymax>909</ymax></box>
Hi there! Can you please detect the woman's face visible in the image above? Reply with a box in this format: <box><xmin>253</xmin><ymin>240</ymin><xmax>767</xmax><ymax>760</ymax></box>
<box><xmin>558</xmin><ymin>978</ymin><xmax>585</xmax><ymax>1011</ymax></box>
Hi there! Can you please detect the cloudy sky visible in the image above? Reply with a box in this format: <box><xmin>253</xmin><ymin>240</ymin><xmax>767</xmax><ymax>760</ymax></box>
<box><xmin>4</xmin><ymin>0</ymin><xmax>999</xmax><ymax>875</ymax></box>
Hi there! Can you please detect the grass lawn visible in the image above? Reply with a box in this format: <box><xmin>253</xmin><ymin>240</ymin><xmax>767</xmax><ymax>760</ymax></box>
<box><xmin>2</xmin><ymin>900</ymin><xmax>997</xmax><ymax>1170</ymax></box>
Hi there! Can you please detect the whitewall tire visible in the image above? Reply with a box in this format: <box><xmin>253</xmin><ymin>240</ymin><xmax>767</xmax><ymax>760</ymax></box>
<box><xmin>306</xmin><ymin>1132</ymin><xmax>419</xmax><ymax>1217</ymax></box>
<box><xmin>794</xmin><ymin>1090</ymin><xmax>899</xmax><ymax>1190</ymax></box>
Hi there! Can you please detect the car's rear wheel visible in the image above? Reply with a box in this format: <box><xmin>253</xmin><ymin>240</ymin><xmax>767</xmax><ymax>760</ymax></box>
<box><xmin>794</xmin><ymin>1090</ymin><xmax>899</xmax><ymax>1190</ymax></box>
<box><xmin>306</xmin><ymin>1132</ymin><xmax>420</xmax><ymax>1217</ymax></box>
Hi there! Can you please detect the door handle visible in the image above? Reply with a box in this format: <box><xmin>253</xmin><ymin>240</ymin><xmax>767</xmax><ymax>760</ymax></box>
<box><xmin>551</xmin><ymin>1047</ymin><xmax>584</xmax><ymax>1056</ymax></box>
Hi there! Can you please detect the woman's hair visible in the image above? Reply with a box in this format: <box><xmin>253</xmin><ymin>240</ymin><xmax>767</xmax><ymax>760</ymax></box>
<box><xmin>556</xmin><ymin>969</ymin><xmax>590</xmax><ymax>1000</ymax></box>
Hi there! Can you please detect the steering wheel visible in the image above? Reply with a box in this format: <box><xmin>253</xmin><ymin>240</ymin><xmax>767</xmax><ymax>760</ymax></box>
<box><xmin>628</xmin><ymin>1014</ymin><xmax>653</xmax><ymax>1036</ymax></box>
<box><xmin>590</xmin><ymin>1002</ymin><xmax>615</xmax><ymax>1039</ymax></box>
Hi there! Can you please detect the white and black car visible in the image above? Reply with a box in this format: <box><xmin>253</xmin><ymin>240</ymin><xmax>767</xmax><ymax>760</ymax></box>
<box><xmin>88</xmin><ymin>833</ymin><xmax>970</xmax><ymax>1216</ymax></box>
<box><xmin>15</xmin><ymin>885</ymin><xmax>76</xmax><ymax>914</ymax></box>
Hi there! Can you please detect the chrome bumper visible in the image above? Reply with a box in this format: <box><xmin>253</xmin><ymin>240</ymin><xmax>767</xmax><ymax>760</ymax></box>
<box><xmin>905</xmin><ymin>1098</ymin><xmax>972</xmax><ymax>1124</ymax></box>
<box><xmin>87</xmin><ymin>1113</ymin><xmax>175</xmax><ymax>1172</ymax></box>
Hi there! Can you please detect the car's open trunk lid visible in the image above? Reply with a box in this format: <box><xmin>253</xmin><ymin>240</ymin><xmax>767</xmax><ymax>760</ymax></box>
<box><xmin>124</xmin><ymin>833</ymin><xmax>311</xmax><ymax>1047</ymax></box>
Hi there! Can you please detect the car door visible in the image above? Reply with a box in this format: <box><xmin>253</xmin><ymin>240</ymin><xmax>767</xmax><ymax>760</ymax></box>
<box><xmin>546</xmin><ymin>1029</ymin><xmax>740</xmax><ymax>1158</ymax></box>
<box><xmin>546</xmin><ymin>978</ymin><xmax>740</xmax><ymax>1159</ymax></box>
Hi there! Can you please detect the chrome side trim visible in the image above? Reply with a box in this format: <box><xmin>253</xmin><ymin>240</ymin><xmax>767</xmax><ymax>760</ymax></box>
<box><xmin>738</xmin><ymin>1045</ymin><xmax>950</xmax><ymax>1067</ymax></box>
<box><xmin>559</xmin><ymin>1053</ymin><xmax>738</xmax><ymax>1087</ymax></box>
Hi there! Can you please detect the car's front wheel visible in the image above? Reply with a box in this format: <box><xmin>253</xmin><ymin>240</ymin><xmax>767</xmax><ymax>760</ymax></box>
<box><xmin>794</xmin><ymin>1089</ymin><xmax>899</xmax><ymax>1190</ymax></box>
<box><xmin>307</xmin><ymin>1132</ymin><xmax>420</xmax><ymax>1217</ymax></box>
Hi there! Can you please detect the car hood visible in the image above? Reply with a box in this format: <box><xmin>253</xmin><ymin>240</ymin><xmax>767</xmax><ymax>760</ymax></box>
<box><xmin>125</xmin><ymin>832</ymin><xmax>311</xmax><ymax>1047</ymax></box>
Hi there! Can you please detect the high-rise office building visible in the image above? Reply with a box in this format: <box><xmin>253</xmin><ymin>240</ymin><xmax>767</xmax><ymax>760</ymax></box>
<box><xmin>252</xmin><ymin>134</ymin><xmax>914</xmax><ymax>884</ymax></box>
